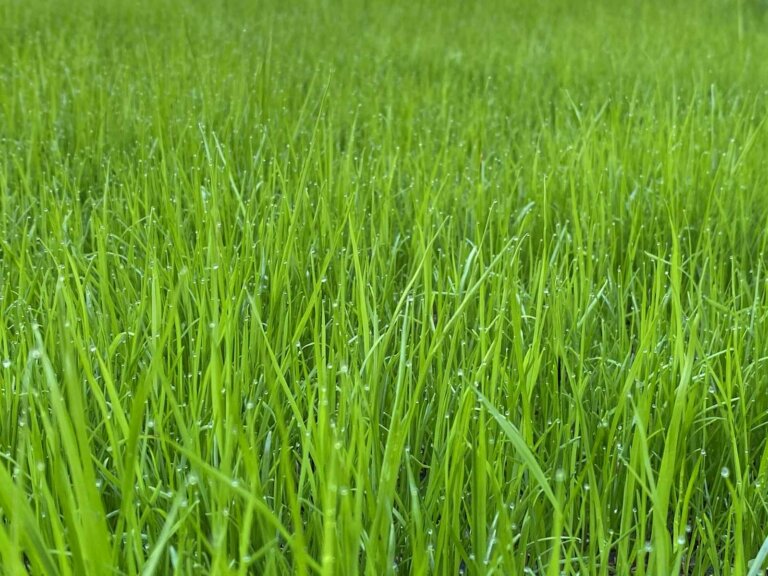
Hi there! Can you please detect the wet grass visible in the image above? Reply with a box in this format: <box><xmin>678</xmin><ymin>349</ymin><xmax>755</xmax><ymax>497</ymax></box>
<box><xmin>2</xmin><ymin>0</ymin><xmax>768</xmax><ymax>574</ymax></box>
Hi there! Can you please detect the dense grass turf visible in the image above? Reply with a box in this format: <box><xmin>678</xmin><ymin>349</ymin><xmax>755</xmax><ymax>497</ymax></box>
<box><xmin>3</xmin><ymin>0</ymin><xmax>768</xmax><ymax>573</ymax></box>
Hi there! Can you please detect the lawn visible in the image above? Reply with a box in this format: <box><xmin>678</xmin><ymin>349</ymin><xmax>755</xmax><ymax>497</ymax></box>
<box><xmin>2</xmin><ymin>0</ymin><xmax>768</xmax><ymax>574</ymax></box>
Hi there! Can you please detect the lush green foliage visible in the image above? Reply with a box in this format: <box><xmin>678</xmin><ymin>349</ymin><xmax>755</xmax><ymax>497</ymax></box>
<box><xmin>2</xmin><ymin>0</ymin><xmax>768</xmax><ymax>574</ymax></box>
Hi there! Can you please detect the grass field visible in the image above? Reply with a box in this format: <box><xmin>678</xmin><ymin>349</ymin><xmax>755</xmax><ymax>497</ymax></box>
<box><xmin>3</xmin><ymin>0</ymin><xmax>768</xmax><ymax>574</ymax></box>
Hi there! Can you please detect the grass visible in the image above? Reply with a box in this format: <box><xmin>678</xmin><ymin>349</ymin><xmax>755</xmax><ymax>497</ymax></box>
<box><xmin>2</xmin><ymin>0</ymin><xmax>768</xmax><ymax>574</ymax></box>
